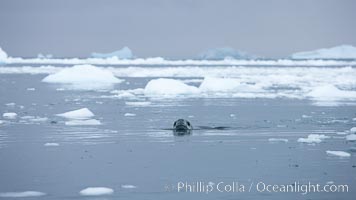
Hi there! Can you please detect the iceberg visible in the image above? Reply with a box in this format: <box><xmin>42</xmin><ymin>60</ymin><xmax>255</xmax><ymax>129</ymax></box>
<box><xmin>0</xmin><ymin>47</ymin><xmax>8</xmax><ymax>63</ymax></box>
<box><xmin>91</xmin><ymin>46</ymin><xmax>133</xmax><ymax>59</ymax></box>
<box><xmin>198</xmin><ymin>47</ymin><xmax>251</xmax><ymax>60</ymax></box>
<box><xmin>291</xmin><ymin>45</ymin><xmax>356</xmax><ymax>59</ymax></box>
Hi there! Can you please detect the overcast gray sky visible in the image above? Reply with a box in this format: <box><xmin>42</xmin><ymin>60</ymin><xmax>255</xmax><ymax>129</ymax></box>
<box><xmin>0</xmin><ymin>0</ymin><xmax>355</xmax><ymax>58</ymax></box>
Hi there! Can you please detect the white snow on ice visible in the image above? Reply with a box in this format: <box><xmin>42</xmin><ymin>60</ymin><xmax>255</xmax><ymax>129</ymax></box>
<box><xmin>0</xmin><ymin>191</ymin><xmax>46</xmax><ymax>198</ymax></box>
<box><xmin>124</xmin><ymin>113</ymin><xmax>136</xmax><ymax>117</ymax></box>
<box><xmin>297</xmin><ymin>134</ymin><xmax>330</xmax><ymax>144</ymax></box>
<box><xmin>268</xmin><ymin>138</ymin><xmax>289</xmax><ymax>142</ymax></box>
<box><xmin>42</xmin><ymin>65</ymin><xmax>123</xmax><ymax>90</ymax></box>
<box><xmin>44</xmin><ymin>143</ymin><xmax>59</xmax><ymax>146</ymax></box>
<box><xmin>2</xmin><ymin>112</ymin><xmax>17</xmax><ymax>119</ymax></box>
<box><xmin>56</xmin><ymin>108</ymin><xmax>94</xmax><ymax>119</ymax></box>
<box><xmin>346</xmin><ymin>134</ymin><xmax>356</xmax><ymax>141</ymax></box>
<box><xmin>291</xmin><ymin>45</ymin><xmax>356</xmax><ymax>59</ymax></box>
<box><xmin>326</xmin><ymin>150</ymin><xmax>351</xmax><ymax>157</ymax></box>
<box><xmin>350</xmin><ymin>127</ymin><xmax>356</xmax><ymax>134</ymax></box>
<box><xmin>125</xmin><ymin>101</ymin><xmax>151</xmax><ymax>106</ymax></box>
<box><xmin>79</xmin><ymin>187</ymin><xmax>114</xmax><ymax>196</ymax></box>
<box><xmin>144</xmin><ymin>78</ymin><xmax>199</xmax><ymax>96</ymax></box>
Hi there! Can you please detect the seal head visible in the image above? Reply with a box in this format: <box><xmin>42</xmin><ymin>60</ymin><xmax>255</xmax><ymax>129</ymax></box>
<box><xmin>173</xmin><ymin>119</ymin><xmax>192</xmax><ymax>135</ymax></box>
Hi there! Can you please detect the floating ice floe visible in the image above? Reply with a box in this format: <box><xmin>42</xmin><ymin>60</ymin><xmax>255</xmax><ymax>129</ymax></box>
<box><xmin>199</xmin><ymin>77</ymin><xmax>262</xmax><ymax>93</ymax></box>
<box><xmin>57</xmin><ymin>108</ymin><xmax>101</xmax><ymax>126</ymax></box>
<box><xmin>121</xmin><ymin>185</ymin><xmax>137</xmax><ymax>189</ymax></box>
<box><xmin>42</xmin><ymin>65</ymin><xmax>123</xmax><ymax>90</ymax></box>
<box><xmin>144</xmin><ymin>78</ymin><xmax>199</xmax><ymax>96</ymax></box>
<box><xmin>109</xmin><ymin>88</ymin><xmax>144</xmax><ymax>99</ymax></box>
<box><xmin>350</xmin><ymin>127</ymin><xmax>356</xmax><ymax>134</ymax></box>
<box><xmin>26</xmin><ymin>88</ymin><xmax>35</xmax><ymax>91</ymax></box>
<box><xmin>44</xmin><ymin>143</ymin><xmax>59</xmax><ymax>146</ymax></box>
<box><xmin>346</xmin><ymin>134</ymin><xmax>356</xmax><ymax>141</ymax></box>
<box><xmin>268</xmin><ymin>138</ymin><xmax>289</xmax><ymax>143</ymax></box>
<box><xmin>124</xmin><ymin>113</ymin><xmax>136</xmax><ymax>117</ymax></box>
<box><xmin>307</xmin><ymin>85</ymin><xmax>356</xmax><ymax>101</ymax></box>
<box><xmin>297</xmin><ymin>134</ymin><xmax>330</xmax><ymax>144</ymax></box>
<box><xmin>79</xmin><ymin>187</ymin><xmax>114</xmax><ymax>196</ymax></box>
<box><xmin>326</xmin><ymin>150</ymin><xmax>351</xmax><ymax>157</ymax></box>
<box><xmin>65</xmin><ymin>119</ymin><xmax>102</xmax><ymax>126</ymax></box>
<box><xmin>0</xmin><ymin>191</ymin><xmax>46</xmax><ymax>198</ymax></box>
<box><xmin>2</xmin><ymin>112</ymin><xmax>17</xmax><ymax>119</ymax></box>
<box><xmin>56</xmin><ymin>108</ymin><xmax>94</xmax><ymax>119</ymax></box>
<box><xmin>5</xmin><ymin>102</ymin><xmax>16</xmax><ymax>106</ymax></box>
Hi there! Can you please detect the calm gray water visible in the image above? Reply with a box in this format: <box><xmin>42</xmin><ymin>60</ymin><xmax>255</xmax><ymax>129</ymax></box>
<box><xmin>0</xmin><ymin>73</ymin><xmax>355</xmax><ymax>200</ymax></box>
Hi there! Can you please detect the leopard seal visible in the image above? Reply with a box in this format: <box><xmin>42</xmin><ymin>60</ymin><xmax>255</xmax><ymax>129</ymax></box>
<box><xmin>173</xmin><ymin>119</ymin><xmax>193</xmax><ymax>135</ymax></box>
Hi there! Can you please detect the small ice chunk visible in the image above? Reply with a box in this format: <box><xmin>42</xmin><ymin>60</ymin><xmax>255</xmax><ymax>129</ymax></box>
<box><xmin>230</xmin><ymin>114</ymin><xmax>236</xmax><ymax>117</ymax></box>
<box><xmin>44</xmin><ymin>143</ymin><xmax>59</xmax><ymax>146</ymax></box>
<box><xmin>0</xmin><ymin>191</ymin><xmax>46</xmax><ymax>198</ymax></box>
<box><xmin>297</xmin><ymin>134</ymin><xmax>330</xmax><ymax>143</ymax></box>
<box><xmin>121</xmin><ymin>185</ymin><xmax>137</xmax><ymax>189</ymax></box>
<box><xmin>268</xmin><ymin>138</ymin><xmax>289</xmax><ymax>142</ymax></box>
<box><xmin>350</xmin><ymin>127</ymin><xmax>356</xmax><ymax>134</ymax></box>
<box><xmin>5</xmin><ymin>102</ymin><xmax>15</xmax><ymax>106</ymax></box>
<box><xmin>346</xmin><ymin>134</ymin><xmax>356</xmax><ymax>141</ymax></box>
<box><xmin>27</xmin><ymin>88</ymin><xmax>36</xmax><ymax>91</ymax></box>
<box><xmin>65</xmin><ymin>119</ymin><xmax>101</xmax><ymax>126</ymax></box>
<box><xmin>2</xmin><ymin>112</ymin><xmax>17</xmax><ymax>119</ymax></box>
<box><xmin>124</xmin><ymin>113</ymin><xmax>136</xmax><ymax>117</ymax></box>
<box><xmin>56</xmin><ymin>108</ymin><xmax>94</xmax><ymax>119</ymax></box>
<box><xmin>79</xmin><ymin>187</ymin><xmax>114</xmax><ymax>196</ymax></box>
<box><xmin>302</xmin><ymin>114</ymin><xmax>312</xmax><ymax>118</ymax></box>
<box><xmin>326</xmin><ymin>181</ymin><xmax>334</xmax><ymax>184</ymax></box>
<box><xmin>326</xmin><ymin>150</ymin><xmax>351</xmax><ymax>157</ymax></box>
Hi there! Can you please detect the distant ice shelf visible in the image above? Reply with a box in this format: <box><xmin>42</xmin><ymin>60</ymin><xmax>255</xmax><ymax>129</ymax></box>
<box><xmin>291</xmin><ymin>45</ymin><xmax>356</xmax><ymax>59</ymax></box>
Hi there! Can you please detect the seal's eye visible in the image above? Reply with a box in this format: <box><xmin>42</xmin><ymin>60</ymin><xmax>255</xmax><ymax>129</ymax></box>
<box><xmin>187</xmin><ymin>121</ymin><xmax>190</xmax><ymax>126</ymax></box>
<box><xmin>173</xmin><ymin>122</ymin><xmax>177</xmax><ymax>126</ymax></box>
